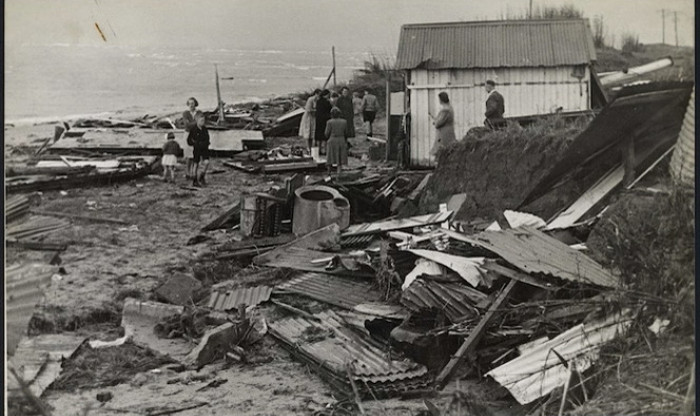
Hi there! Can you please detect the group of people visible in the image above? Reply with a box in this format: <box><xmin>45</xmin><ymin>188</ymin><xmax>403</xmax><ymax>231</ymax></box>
<box><xmin>160</xmin><ymin>96</ymin><xmax>210</xmax><ymax>186</ymax></box>
<box><xmin>430</xmin><ymin>80</ymin><xmax>505</xmax><ymax>156</ymax></box>
<box><xmin>299</xmin><ymin>87</ymin><xmax>378</xmax><ymax>174</ymax></box>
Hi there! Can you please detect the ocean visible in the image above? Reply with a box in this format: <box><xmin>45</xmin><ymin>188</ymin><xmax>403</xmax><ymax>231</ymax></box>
<box><xmin>4</xmin><ymin>44</ymin><xmax>375</xmax><ymax>124</ymax></box>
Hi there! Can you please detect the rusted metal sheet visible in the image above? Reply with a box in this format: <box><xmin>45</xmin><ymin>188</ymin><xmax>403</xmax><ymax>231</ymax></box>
<box><xmin>7</xmin><ymin>334</ymin><xmax>85</xmax><ymax>398</ymax></box>
<box><xmin>453</xmin><ymin>226</ymin><xmax>620</xmax><ymax>288</ymax></box>
<box><xmin>670</xmin><ymin>86</ymin><xmax>695</xmax><ymax>187</ymax></box>
<box><xmin>486</xmin><ymin>311</ymin><xmax>633</xmax><ymax>404</ymax></box>
<box><xmin>396</xmin><ymin>19</ymin><xmax>596</xmax><ymax>70</ymax></box>
<box><xmin>275</xmin><ymin>273</ymin><xmax>380</xmax><ymax>310</ymax></box>
<box><xmin>207</xmin><ymin>286</ymin><xmax>273</xmax><ymax>310</ymax></box>
<box><xmin>401</xmin><ymin>278</ymin><xmax>489</xmax><ymax>323</ymax></box>
<box><xmin>342</xmin><ymin>211</ymin><xmax>453</xmax><ymax>237</ymax></box>
<box><xmin>6</xmin><ymin>263</ymin><xmax>58</xmax><ymax>357</ymax></box>
<box><xmin>269</xmin><ymin>310</ymin><xmax>429</xmax><ymax>397</ymax></box>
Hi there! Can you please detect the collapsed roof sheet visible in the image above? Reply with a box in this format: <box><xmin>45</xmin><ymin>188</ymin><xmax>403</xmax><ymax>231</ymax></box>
<box><xmin>401</xmin><ymin>278</ymin><xmax>489</xmax><ymax>323</ymax></box>
<box><xmin>6</xmin><ymin>263</ymin><xmax>58</xmax><ymax>357</ymax></box>
<box><xmin>275</xmin><ymin>272</ymin><xmax>380</xmax><ymax>310</ymax></box>
<box><xmin>207</xmin><ymin>286</ymin><xmax>273</xmax><ymax>311</ymax></box>
<box><xmin>456</xmin><ymin>226</ymin><xmax>620</xmax><ymax>288</ymax></box>
<box><xmin>521</xmin><ymin>81</ymin><xmax>693</xmax><ymax>207</ymax></box>
<box><xmin>487</xmin><ymin>311</ymin><xmax>633</xmax><ymax>404</ymax></box>
<box><xmin>269</xmin><ymin>310</ymin><xmax>429</xmax><ymax>396</ymax></box>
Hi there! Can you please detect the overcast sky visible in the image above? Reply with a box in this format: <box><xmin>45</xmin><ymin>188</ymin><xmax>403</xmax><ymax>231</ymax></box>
<box><xmin>5</xmin><ymin>0</ymin><xmax>695</xmax><ymax>53</ymax></box>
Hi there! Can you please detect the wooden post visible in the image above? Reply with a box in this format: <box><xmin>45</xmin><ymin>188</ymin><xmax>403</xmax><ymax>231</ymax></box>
<box><xmin>215</xmin><ymin>64</ymin><xmax>225</xmax><ymax>126</ymax></box>
<box><xmin>434</xmin><ymin>279</ymin><xmax>518</xmax><ymax>388</ymax></box>
<box><xmin>332</xmin><ymin>46</ymin><xmax>337</xmax><ymax>88</ymax></box>
<box><xmin>622</xmin><ymin>136</ymin><xmax>635</xmax><ymax>187</ymax></box>
<box><xmin>385</xmin><ymin>71</ymin><xmax>391</xmax><ymax>161</ymax></box>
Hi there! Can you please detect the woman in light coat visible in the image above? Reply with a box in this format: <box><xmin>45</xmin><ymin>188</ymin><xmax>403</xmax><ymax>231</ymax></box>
<box><xmin>430</xmin><ymin>92</ymin><xmax>457</xmax><ymax>157</ymax></box>
<box><xmin>299</xmin><ymin>89</ymin><xmax>320</xmax><ymax>150</ymax></box>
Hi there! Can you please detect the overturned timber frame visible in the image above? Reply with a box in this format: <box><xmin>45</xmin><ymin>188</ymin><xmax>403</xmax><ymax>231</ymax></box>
<box><xmin>435</xmin><ymin>279</ymin><xmax>518</xmax><ymax>388</ymax></box>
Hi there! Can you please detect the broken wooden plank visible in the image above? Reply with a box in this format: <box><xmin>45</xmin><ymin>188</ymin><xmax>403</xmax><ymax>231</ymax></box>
<box><xmin>6</xmin><ymin>239</ymin><xmax>68</xmax><ymax>252</ymax></box>
<box><xmin>435</xmin><ymin>279</ymin><xmax>518</xmax><ymax>388</ymax></box>
<box><xmin>31</xmin><ymin>209</ymin><xmax>129</xmax><ymax>225</ymax></box>
<box><xmin>200</xmin><ymin>203</ymin><xmax>241</xmax><ymax>232</ymax></box>
<box><xmin>342</xmin><ymin>211</ymin><xmax>453</xmax><ymax>237</ymax></box>
<box><xmin>407</xmin><ymin>173</ymin><xmax>432</xmax><ymax>201</ymax></box>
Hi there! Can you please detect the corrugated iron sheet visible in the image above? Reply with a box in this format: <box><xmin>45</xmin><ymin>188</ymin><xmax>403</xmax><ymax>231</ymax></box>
<box><xmin>275</xmin><ymin>273</ymin><xmax>380</xmax><ymax>310</ymax></box>
<box><xmin>7</xmin><ymin>334</ymin><xmax>85</xmax><ymax>398</ymax></box>
<box><xmin>342</xmin><ymin>211</ymin><xmax>453</xmax><ymax>237</ymax></box>
<box><xmin>670</xmin><ymin>86</ymin><xmax>695</xmax><ymax>187</ymax></box>
<box><xmin>6</xmin><ymin>263</ymin><xmax>58</xmax><ymax>357</ymax></box>
<box><xmin>396</xmin><ymin>19</ymin><xmax>596</xmax><ymax>70</ymax></box>
<box><xmin>6</xmin><ymin>216</ymin><xmax>70</xmax><ymax>240</ymax></box>
<box><xmin>401</xmin><ymin>278</ymin><xmax>489</xmax><ymax>323</ymax></box>
<box><xmin>340</xmin><ymin>234</ymin><xmax>376</xmax><ymax>249</ymax></box>
<box><xmin>458</xmin><ymin>226</ymin><xmax>620</xmax><ymax>288</ymax></box>
<box><xmin>207</xmin><ymin>286</ymin><xmax>273</xmax><ymax>310</ymax></box>
<box><xmin>269</xmin><ymin>309</ymin><xmax>429</xmax><ymax>396</ymax></box>
<box><xmin>486</xmin><ymin>311</ymin><xmax>633</xmax><ymax>404</ymax></box>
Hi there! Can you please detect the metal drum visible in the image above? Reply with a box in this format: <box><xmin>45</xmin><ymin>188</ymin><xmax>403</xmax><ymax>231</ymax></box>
<box><xmin>292</xmin><ymin>185</ymin><xmax>350</xmax><ymax>236</ymax></box>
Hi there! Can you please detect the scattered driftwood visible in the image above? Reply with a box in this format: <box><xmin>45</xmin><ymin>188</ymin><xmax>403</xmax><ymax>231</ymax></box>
<box><xmin>31</xmin><ymin>210</ymin><xmax>129</xmax><ymax>225</ymax></box>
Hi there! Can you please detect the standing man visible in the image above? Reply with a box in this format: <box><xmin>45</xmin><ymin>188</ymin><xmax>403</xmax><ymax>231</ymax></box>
<box><xmin>361</xmin><ymin>89</ymin><xmax>379</xmax><ymax>137</ymax></box>
<box><xmin>336</xmin><ymin>86</ymin><xmax>356</xmax><ymax>139</ymax></box>
<box><xmin>484</xmin><ymin>80</ymin><xmax>505</xmax><ymax>130</ymax></box>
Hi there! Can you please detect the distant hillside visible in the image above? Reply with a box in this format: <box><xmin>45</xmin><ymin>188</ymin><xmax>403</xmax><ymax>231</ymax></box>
<box><xmin>594</xmin><ymin>43</ymin><xmax>695</xmax><ymax>81</ymax></box>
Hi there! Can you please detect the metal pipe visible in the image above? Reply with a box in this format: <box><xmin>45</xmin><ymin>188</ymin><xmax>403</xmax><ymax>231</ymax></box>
<box><xmin>599</xmin><ymin>57</ymin><xmax>674</xmax><ymax>86</ymax></box>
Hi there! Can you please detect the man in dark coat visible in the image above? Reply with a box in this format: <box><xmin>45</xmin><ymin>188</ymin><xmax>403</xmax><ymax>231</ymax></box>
<box><xmin>484</xmin><ymin>80</ymin><xmax>506</xmax><ymax>130</ymax></box>
<box><xmin>336</xmin><ymin>86</ymin><xmax>356</xmax><ymax>139</ymax></box>
<box><xmin>314</xmin><ymin>89</ymin><xmax>332</xmax><ymax>154</ymax></box>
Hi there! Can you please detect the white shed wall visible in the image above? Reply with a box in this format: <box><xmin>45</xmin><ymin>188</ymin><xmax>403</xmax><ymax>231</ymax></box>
<box><xmin>408</xmin><ymin>66</ymin><xmax>591</xmax><ymax>167</ymax></box>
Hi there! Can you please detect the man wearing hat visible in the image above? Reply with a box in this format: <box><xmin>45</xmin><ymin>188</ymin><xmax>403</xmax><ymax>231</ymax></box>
<box><xmin>484</xmin><ymin>80</ymin><xmax>505</xmax><ymax>130</ymax></box>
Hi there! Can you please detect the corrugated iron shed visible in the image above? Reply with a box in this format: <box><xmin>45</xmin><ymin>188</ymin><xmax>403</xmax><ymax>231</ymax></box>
<box><xmin>487</xmin><ymin>311</ymin><xmax>633</xmax><ymax>404</ymax></box>
<box><xmin>456</xmin><ymin>226</ymin><xmax>620</xmax><ymax>288</ymax></box>
<box><xmin>275</xmin><ymin>273</ymin><xmax>380</xmax><ymax>310</ymax></box>
<box><xmin>670</xmin><ymin>86</ymin><xmax>695</xmax><ymax>187</ymax></box>
<box><xmin>6</xmin><ymin>263</ymin><xmax>58</xmax><ymax>357</ymax></box>
<box><xmin>269</xmin><ymin>310</ymin><xmax>429</xmax><ymax>397</ymax></box>
<box><xmin>207</xmin><ymin>286</ymin><xmax>273</xmax><ymax>310</ymax></box>
<box><xmin>401</xmin><ymin>278</ymin><xmax>489</xmax><ymax>323</ymax></box>
<box><xmin>396</xmin><ymin>19</ymin><xmax>596</xmax><ymax>70</ymax></box>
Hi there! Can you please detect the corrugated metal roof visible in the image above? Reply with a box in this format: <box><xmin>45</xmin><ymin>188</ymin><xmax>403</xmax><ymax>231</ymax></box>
<box><xmin>7</xmin><ymin>334</ymin><xmax>85</xmax><ymax>398</ymax></box>
<box><xmin>207</xmin><ymin>286</ymin><xmax>273</xmax><ymax>310</ymax></box>
<box><xmin>457</xmin><ymin>226</ymin><xmax>620</xmax><ymax>288</ymax></box>
<box><xmin>486</xmin><ymin>311</ymin><xmax>633</xmax><ymax>404</ymax></box>
<box><xmin>275</xmin><ymin>273</ymin><xmax>380</xmax><ymax>310</ymax></box>
<box><xmin>269</xmin><ymin>309</ymin><xmax>428</xmax><ymax>395</ymax></box>
<box><xmin>670</xmin><ymin>86</ymin><xmax>695</xmax><ymax>187</ymax></box>
<box><xmin>6</xmin><ymin>263</ymin><xmax>58</xmax><ymax>357</ymax></box>
<box><xmin>340</xmin><ymin>234</ymin><xmax>376</xmax><ymax>249</ymax></box>
<box><xmin>396</xmin><ymin>19</ymin><xmax>596</xmax><ymax>70</ymax></box>
<box><xmin>401</xmin><ymin>278</ymin><xmax>489</xmax><ymax>323</ymax></box>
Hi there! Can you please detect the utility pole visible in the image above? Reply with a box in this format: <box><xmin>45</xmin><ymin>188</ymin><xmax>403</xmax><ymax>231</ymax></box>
<box><xmin>529</xmin><ymin>0</ymin><xmax>533</xmax><ymax>18</ymax></box>
<box><xmin>332</xmin><ymin>46</ymin><xmax>337</xmax><ymax>88</ymax></box>
<box><xmin>661</xmin><ymin>9</ymin><xmax>665</xmax><ymax>44</ymax></box>
<box><xmin>674</xmin><ymin>11</ymin><xmax>679</xmax><ymax>46</ymax></box>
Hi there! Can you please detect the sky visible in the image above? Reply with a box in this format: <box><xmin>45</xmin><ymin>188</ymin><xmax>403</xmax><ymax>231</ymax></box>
<box><xmin>5</xmin><ymin>0</ymin><xmax>695</xmax><ymax>54</ymax></box>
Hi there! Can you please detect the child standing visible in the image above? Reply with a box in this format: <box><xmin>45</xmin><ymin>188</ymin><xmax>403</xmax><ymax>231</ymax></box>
<box><xmin>162</xmin><ymin>132</ymin><xmax>182</xmax><ymax>183</ymax></box>
<box><xmin>187</xmin><ymin>115</ymin><xmax>210</xmax><ymax>187</ymax></box>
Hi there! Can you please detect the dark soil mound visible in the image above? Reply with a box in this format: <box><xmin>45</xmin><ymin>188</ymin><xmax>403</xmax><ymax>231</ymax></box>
<box><xmin>418</xmin><ymin>116</ymin><xmax>591</xmax><ymax>224</ymax></box>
